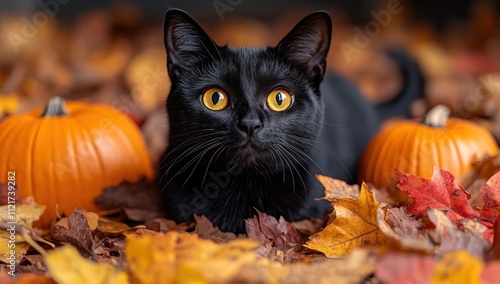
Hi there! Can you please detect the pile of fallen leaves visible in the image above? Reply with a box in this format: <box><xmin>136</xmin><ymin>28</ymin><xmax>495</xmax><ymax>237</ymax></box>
<box><xmin>2</xmin><ymin>155</ymin><xmax>500</xmax><ymax>283</ymax></box>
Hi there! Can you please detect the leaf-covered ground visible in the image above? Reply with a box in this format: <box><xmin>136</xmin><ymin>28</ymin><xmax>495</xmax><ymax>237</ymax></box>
<box><xmin>2</xmin><ymin>155</ymin><xmax>500</xmax><ymax>283</ymax></box>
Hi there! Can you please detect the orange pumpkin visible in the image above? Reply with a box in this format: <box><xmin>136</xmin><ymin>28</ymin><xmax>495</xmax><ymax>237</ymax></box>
<box><xmin>0</xmin><ymin>97</ymin><xmax>153</xmax><ymax>227</ymax></box>
<box><xmin>358</xmin><ymin>105</ymin><xmax>499</xmax><ymax>188</ymax></box>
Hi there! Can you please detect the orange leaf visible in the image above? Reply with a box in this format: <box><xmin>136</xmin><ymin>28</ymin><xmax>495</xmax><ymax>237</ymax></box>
<box><xmin>305</xmin><ymin>183</ymin><xmax>389</xmax><ymax>257</ymax></box>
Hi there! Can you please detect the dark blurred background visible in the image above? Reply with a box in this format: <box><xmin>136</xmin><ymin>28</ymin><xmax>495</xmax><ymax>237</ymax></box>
<box><xmin>1</xmin><ymin>0</ymin><xmax>500</xmax><ymax>164</ymax></box>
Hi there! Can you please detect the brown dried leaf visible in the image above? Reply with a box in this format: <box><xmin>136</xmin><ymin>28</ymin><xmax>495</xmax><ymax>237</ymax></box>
<box><xmin>95</xmin><ymin>180</ymin><xmax>164</xmax><ymax>211</ymax></box>
<box><xmin>388</xmin><ymin>207</ymin><xmax>425</xmax><ymax>237</ymax></box>
<box><xmin>462</xmin><ymin>154</ymin><xmax>500</xmax><ymax>188</ymax></box>
<box><xmin>194</xmin><ymin>215</ymin><xmax>238</xmax><ymax>243</ymax></box>
<box><xmin>377</xmin><ymin>205</ymin><xmax>434</xmax><ymax>252</ymax></box>
<box><xmin>51</xmin><ymin>209</ymin><xmax>95</xmax><ymax>259</ymax></box>
<box><xmin>427</xmin><ymin>208</ymin><xmax>491</xmax><ymax>258</ymax></box>
<box><xmin>54</xmin><ymin>212</ymin><xmax>98</xmax><ymax>231</ymax></box>
<box><xmin>144</xmin><ymin>218</ymin><xmax>194</xmax><ymax>233</ymax></box>
<box><xmin>122</xmin><ymin>207</ymin><xmax>165</xmax><ymax>222</ymax></box>
<box><xmin>245</xmin><ymin>210</ymin><xmax>303</xmax><ymax>246</ymax></box>
<box><xmin>291</xmin><ymin>218</ymin><xmax>324</xmax><ymax>237</ymax></box>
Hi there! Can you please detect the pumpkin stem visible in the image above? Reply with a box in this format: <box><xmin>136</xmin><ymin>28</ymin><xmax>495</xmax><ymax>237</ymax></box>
<box><xmin>424</xmin><ymin>104</ymin><xmax>450</xmax><ymax>128</ymax></box>
<box><xmin>41</xmin><ymin>96</ymin><xmax>69</xmax><ymax>117</ymax></box>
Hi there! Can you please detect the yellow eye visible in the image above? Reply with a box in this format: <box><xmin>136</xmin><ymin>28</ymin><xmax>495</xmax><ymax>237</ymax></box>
<box><xmin>267</xmin><ymin>89</ymin><xmax>292</xmax><ymax>112</ymax></box>
<box><xmin>202</xmin><ymin>88</ymin><xmax>228</xmax><ymax>111</ymax></box>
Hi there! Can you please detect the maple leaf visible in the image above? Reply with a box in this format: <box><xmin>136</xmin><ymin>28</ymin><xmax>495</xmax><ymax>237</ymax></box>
<box><xmin>315</xmin><ymin>174</ymin><xmax>360</xmax><ymax>202</ymax></box>
<box><xmin>305</xmin><ymin>183</ymin><xmax>389</xmax><ymax>257</ymax></box>
<box><xmin>479</xmin><ymin>172</ymin><xmax>500</xmax><ymax>241</ymax></box>
<box><xmin>395</xmin><ymin>167</ymin><xmax>479</xmax><ymax>224</ymax></box>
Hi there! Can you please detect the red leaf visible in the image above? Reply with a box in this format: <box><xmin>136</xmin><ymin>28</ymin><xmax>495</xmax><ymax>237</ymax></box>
<box><xmin>376</xmin><ymin>253</ymin><xmax>436</xmax><ymax>284</ymax></box>
<box><xmin>480</xmin><ymin>172</ymin><xmax>500</xmax><ymax>227</ymax></box>
<box><xmin>395</xmin><ymin>167</ymin><xmax>479</xmax><ymax>224</ymax></box>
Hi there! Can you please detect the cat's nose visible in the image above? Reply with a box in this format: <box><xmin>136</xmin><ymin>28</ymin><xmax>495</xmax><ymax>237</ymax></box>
<box><xmin>238</xmin><ymin>117</ymin><xmax>263</xmax><ymax>136</ymax></box>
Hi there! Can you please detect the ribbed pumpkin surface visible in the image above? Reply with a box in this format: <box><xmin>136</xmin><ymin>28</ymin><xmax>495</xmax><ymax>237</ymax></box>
<box><xmin>358</xmin><ymin>118</ymin><xmax>499</xmax><ymax>188</ymax></box>
<box><xmin>0</xmin><ymin>99</ymin><xmax>153</xmax><ymax>227</ymax></box>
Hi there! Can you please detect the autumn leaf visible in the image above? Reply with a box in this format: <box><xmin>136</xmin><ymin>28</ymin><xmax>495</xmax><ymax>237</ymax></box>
<box><xmin>0</xmin><ymin>198</ymin><xmax>45</xmax><ymax>264</ymax></box>
<box><xmin>431</xmin><ymin>251</ymin><xmax>483</xmax><ymax>284</ymax></box>
<box><xmin>95</xmin><ymin>179</ymin><xmax>164</xmax><ymax>212</ymax></box>
<box><xmin>395</xmin><ymin>167</ymin><xmax>479</xmax><ymax>224</ymax></box>
<box><xmin>45</xmin><ymin>246</ymin><xmax>128</xmax><ymax>284</ymax></box>
<box><xmin>51</xmin><ymin>210</ymin><xmax>95</xmax><ymax>259</ymax></box>
<box><xmin>377</xmin><ymin>205</ymin><xmax>434</xmax><ymax>252</ymax></box>
<box><xmin>479</xmin><ymin>171</ymin><xmax>500</xmax><ymax>241</ymax></box>
<box><xmin>305</xmin><ymin>183</ymin><xmax>389</xmax><ymax>257</ymax></box>
<box><xmin>427</xmin><ymin>209</ymin><xmax>490</xmax><ymax>258</ymax></box>
<box><xmin>245</xmin><ymin>210</ymin><xmax>303</xmax><ymax>246</ymax></box>
<box><xmin>376</xmin><ymin>253</ymin><xmax>437</xmax><ymax>284</ymax></box>
<box><xmin>269</xmin><ymin>249</ymin><xmax>377</xmax><ymax>284</ymax></box>
<box><xmin>125</xmin><ymin>231</ymin><xmax>260</xmax><ymax>283</ymax></box>
<box><xmin>194</xmin><ymin>215</ymin><xmax>238</xmax><ymax>243</ymax></box>
<box><xmin>315</xmin><ymin>174</ymin><xmax>360</xmax><ymax>201</ymax></box>
<box><xmin>0</xmin><ymin>197</ymin><xmax>46</xmax><ymax>227</ymax></box>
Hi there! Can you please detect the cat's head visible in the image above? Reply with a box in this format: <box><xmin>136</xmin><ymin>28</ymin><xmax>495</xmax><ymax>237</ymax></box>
<box><xmin>164</xmin><ymin>9</ymin><xmax>331</xmax><ymax>172</ymax></box>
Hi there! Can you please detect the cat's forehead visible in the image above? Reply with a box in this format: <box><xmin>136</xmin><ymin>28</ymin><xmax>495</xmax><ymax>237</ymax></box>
<box><xmin>221</xmin><ymin>46</ymin><xmax>290</xmax><ymax>73</ymax></box>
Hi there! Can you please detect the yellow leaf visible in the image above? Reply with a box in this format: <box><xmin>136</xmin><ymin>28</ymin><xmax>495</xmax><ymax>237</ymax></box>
<box><xmin>45</xmin><ymin>246</ymin><xmax>128</xmax><ymax>284</ymax></box>
<box><xmin>316</xmin><ymin>174</ymin><xmax>360</xmax><ymax>201</ymax></box>
<box><xmin>97</xmin><ymin>217</ymin><xmax>132</xmax><ymax>234</ymax></box>
<box><xmin>305</xmin><ymin>183</ymin><xmax>389</xmax><ymax>257</ymax></box>
<box><xmin>431</xmin><ymin>251</ymin><xmax>483</xmax><ymax>284</ymax></box>
<box><xmin>125</xmin><ymin>231</ymin><xmax>260</xmax><ymax>284</ymax></box>
<box><xmin>0</xmin><ymin>231</ymin><xmax>31</xmax><ymax>264</ymax></box>
<box><xmin>0</xmin><ymin>201</ymin><xmax>45</xmax><ymax>227</ymax></box>
<box><xmin>0</xmin><ymin>199</ymin><xmax>45</xmax><ymax>263</ymax></box>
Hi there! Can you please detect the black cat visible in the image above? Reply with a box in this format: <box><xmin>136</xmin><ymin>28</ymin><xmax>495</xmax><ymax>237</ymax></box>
<box><xmin>158</xmin><ymin>9</ymin><xmax>380</xmax><ymax>233</ymax></box>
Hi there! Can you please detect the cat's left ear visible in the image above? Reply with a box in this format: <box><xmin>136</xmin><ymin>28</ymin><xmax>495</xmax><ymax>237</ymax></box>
<box><xmin>276</xmin><ymin>11</ymin><xmax>332</xmax><ymax>82</ymax></box>
<box><xmin>164</xmin><ymin>9</ymin><xmax>220</xmax><ymax>77</ymax></box>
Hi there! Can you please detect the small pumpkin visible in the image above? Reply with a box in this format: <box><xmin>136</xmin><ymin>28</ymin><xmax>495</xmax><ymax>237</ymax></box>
<box><xmin>0</xmin><ymin>97</ymin><xmax>153</xmax><ymax>227</ymax></box>
<box><xmin>358</xmin><ymin>105</ymin><xmax>499</xmax><ymax>188</ymax></box>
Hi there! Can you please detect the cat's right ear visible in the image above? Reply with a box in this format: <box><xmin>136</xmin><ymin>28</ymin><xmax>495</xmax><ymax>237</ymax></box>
<box><xmin>164</xmin><ymin>9</ymin><xmax>219</xmax><ymax>77</ymax></box>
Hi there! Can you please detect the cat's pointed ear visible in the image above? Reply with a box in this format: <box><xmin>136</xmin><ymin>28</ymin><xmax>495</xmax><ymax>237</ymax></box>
<box><xmin>164</xmin><ymin>9</ymin><xmax>219</xmax><ymax>76</ymax></box>
<box><xmin>276</xmin><ymin>11</ymin><xmax>332</xmax><ymax>82</ymax></box>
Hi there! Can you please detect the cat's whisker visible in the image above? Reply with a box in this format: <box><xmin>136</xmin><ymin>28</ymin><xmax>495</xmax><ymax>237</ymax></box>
<box><xmin>199</xmin><ymin>143</ymin><xmax>229</xmax><ymax>189</ymax></box>
<box><xmin>284</xmin><ymin>133</ymin><xmax>354</xmax><ymax>182</ymax></box>
<box><xmin>162</xmin><ymin>138</ymin><xmax>225</xmax><ymax>190</ymax></box>
<box><xmin>159</xmin><ymin>136</ymin><xmax>222</xmax><ymax>184</ymax></box>
<box><xmin>157</xmin><ymin>132</ymin><xmax>220</xmax><ymax>172</ymax></box>
<box><xmin>281</xmin><ymin>139</ymin><xmax>328</xmax><ymax>177</ymax></box>
<box><xmin>272</xmin><ymin>145</ymin><xmax>298</xmax><ymax>193</ymax></box>
<box><xmin>276</xmin><ymin>144</ymin><xmax>308</xmax><ymax>197</ymax></box>
<box><xmin>181</xmin><ymin>140</ymin><xmax>226</xmax><ymax>188</ymax></box>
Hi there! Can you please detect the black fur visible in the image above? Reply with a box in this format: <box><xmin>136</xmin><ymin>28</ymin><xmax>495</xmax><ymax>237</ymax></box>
<box><xmin>159</xmin><ymin>9</ymin><xmax>380</xmax><ymax>232</ymax></box>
